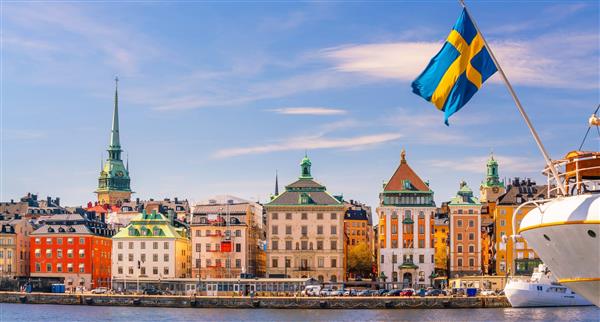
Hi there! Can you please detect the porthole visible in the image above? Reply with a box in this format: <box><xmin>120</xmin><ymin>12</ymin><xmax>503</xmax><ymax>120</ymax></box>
<box><xmin>543</xmin><ymin>234</ymin><xmax>550</xmax><ymax>241</ymax></box>
<box><xmin>588</xmin><ymin>230</ymin><xmax>597</xmax><ymax>238</ymax></box>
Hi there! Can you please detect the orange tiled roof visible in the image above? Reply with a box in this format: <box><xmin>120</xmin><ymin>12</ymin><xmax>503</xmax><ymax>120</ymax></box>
<box><xmin>384</xmin><ymin>154</ymin><xmax>430</xmax><ymax>192</ymax></box>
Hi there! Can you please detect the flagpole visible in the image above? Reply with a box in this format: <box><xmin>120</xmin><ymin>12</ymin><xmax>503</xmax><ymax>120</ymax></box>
<box><xmin>459</xmin><ymin>0</ymin><xmax>566</xmax><ymax>196</ymax></box>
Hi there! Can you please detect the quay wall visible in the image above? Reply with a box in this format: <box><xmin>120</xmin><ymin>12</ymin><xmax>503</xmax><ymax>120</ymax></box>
<box><xmin>0</xmin><ymin>292</ymin><xmax>510</xmax><ymax>309</ymax></box>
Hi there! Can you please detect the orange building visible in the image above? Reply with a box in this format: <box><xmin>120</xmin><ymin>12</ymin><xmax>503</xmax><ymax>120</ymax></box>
<box><xmin>30</xmin><ymin>214</ymin><xmax>114</xmax><ymax>291</ymax></box>
<box><xmin>343</xmin><ymin>201</ymin><xmax>373</xmax><ymax>279</ymax></box>
<box><xmin>448</xmin><ymin>181</ymin><xmax>482</xmax><ymax>277</ymax></box>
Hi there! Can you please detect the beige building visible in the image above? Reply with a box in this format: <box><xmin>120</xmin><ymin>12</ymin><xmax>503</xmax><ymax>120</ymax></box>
<box><xmin>190</xmin><ymin>196</ymin><xmax>264</xmax><ymax>279</ymax></box>
<box><xmin>265</xmin><ymin>155</ymin><xmax>346</xmax><ymax>283</ymax></box>
<box><xmin>112</xmin><ymin>210</ymin><xmax>191</xmax><ymax>280</ymax></box>
<box><xmin>0</xmin><ymin>223</ymin><xmax>17</xmax><ymax>278</ymax></box>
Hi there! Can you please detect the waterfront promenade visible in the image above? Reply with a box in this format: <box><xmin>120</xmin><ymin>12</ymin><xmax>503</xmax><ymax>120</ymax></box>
<box><xmin>0</xmin><ymin>291</ymin><xmax>509</xmax><ymax>309</ymax></box>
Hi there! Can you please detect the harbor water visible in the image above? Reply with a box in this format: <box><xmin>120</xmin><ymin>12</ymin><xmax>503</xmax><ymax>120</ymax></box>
<box><xmin>0</xmin><ymin>303</ymin><xmax>598</xmax><ymax>321</ymax></box>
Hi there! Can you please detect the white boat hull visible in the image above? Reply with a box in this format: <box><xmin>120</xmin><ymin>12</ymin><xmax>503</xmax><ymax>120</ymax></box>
<box><xmin>505</xmin><ymin>280</ymin><xmax>592</xmax><ymax>307</ymax></box>
<box><xmin>519</xmin><ymin>194</ymin><xmax>600</xmax><ymax>307</ymax></box>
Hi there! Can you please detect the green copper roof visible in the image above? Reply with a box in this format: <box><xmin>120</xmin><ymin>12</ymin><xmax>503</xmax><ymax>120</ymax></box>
<box><xmin>449</xmin><ymin>181</ymin><xmax>481</xmax><ymax>205</ymax></box>
<box><xmin>113</xmin><ymin>210</ymin><xmax>187</xmax><ymax>239</ymax></box>
<box><xmin>399</xmin><ymin>261</ymin><xmax>419</xmax><ymax>269</ymax></box>
<box><xmin>481</xmin><ymin>153</ymin><xmax>505</xmax><ymax>188</ymax></box>
<box><xmin>299</xmin><ymin>153</ymin><xmax>313</xmax><ymax>179</ymax></box>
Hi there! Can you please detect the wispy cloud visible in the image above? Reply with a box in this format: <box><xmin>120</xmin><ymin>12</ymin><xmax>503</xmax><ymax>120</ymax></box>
<box><xmin>212</xmin><ymin>132</ymin><xmax>402</xmax><ymax>158</ymax></box>
<box><xmin>320</xmin><ymin>31</ymin><xmax>599</xmax><ymax>90</ymax></box>
<box><xmin>269</xmin><ymin>107</ymin><xmax>347</xmax><ymax>115</ymax></box>
<box><xmin>427</xmin><ymin>155</ymin><xmax>543</xmax><ymax>174</ymax></box>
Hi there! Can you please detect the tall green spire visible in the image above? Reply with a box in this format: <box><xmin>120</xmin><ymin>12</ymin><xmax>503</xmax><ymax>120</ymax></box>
<box><xmin>108</xmin><ymin>76</ymin><xmax>121</xmax><ymax>160</ymax></box>
<box><xmin>299</xmin><ymin>152</ymin><xmax>312</xmax><ymax>179</ymax></box>
<box><xmin>482</xmin><ymin>152</ymin><xmax>504</xmax><ymax>188</ymax></box>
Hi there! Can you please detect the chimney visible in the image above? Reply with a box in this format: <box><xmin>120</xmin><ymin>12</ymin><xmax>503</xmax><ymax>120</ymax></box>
<box><xmin>47</xmin><ymin>196</ymin><xmax>51</xmax><ymax>205</ymax></box>
<box><xmin>167</xmin><ymin>209</ymin><xmax>175</xmax><ymax>225</ymax></box>
<box><xmin>55</xmin><ymin>197</ymin><xmax>60</xmax><ymax>206</ymax></box>
<box><xmin>174</xmin><ymin>197</ymin><xmax>178</xmax><ymax>203</ymax></box>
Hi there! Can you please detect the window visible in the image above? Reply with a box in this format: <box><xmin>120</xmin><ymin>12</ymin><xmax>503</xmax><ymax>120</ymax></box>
<box><xmin>235</xmin><ymin>230</ymin><xmax>241</xmax><ymax>237</ymax></box>
<box><xmin>285</xmin><ymin>241</ymin><xmax>292</xmax><ymax>250</ymax></box>
<box><xmin>469</xmin><ymin>220</ymin><xmax>474</xmax><ymax>228</ymax></box>
<box><xmin>317</xmin><ymin>225</ymin><xmax>323</xmax><ymax>235</ymax></box>
<box><xmin>500</xmin><ymin>219</ymin><xmax>506</xmax><ymax>226</ymax></box>
<box><xmin>392</xmin><ymin>254</ymin><xmax>397</xmax><ymax>264</ymax></box>
<box><xmin>331</xmin><ymin>226</ymin><xmax>337</xmax><ymax>235</ymax></box>
<box><xmin>391</xmin><ymin>225</ymin><xmax>397</xmax><ymax>234</ymax></box>
<box><xmin>381</xmin><ymin>254</ymin><xmax>385</xmax><ymax>264</ymax></box>
<box><xmin>418</xmin><ymin>239</ymin><xmax>425</xmax><ymax>248</ymax></box>
<box><xmin>457</xmin><ymin>233</ymin><xmax>463</xmax><ymax>241</ymax></box>
<box><xmin>79</xmin><ymin>238</ymin><xmax>85</xmax><ymax>244</ymax></box>
<box><xmin>469</xmin><ymin>244</ymin><xmax>475</xmax><ymax>253</ymax></box>
<box><xmin>129</xmin><ymin>242</ymin><xmax>134</xmax><ymax>249</ymax></box>
<box><xmin>301</xmin><ymin>240</ymin><xmax>308</xmax><ymax>250</ymax></box>
<box><xmin>118</xmin><ymin>242</ymin><xmax>123</xmax><ymax>249</ymax></box>
<box><xmin>457</xmin><ymin>219</ymin><xmax>463</xmax><ymax>227</ymax></box>
<box><xmin>79</xmin><ymin>249</ymin><xmax>85</xmax><ymax>258</ymax></box>
<box><xmin>46</xmin><ymin>238</ymin><xmax>52</xmax><ymax>244</ymax></box>
<box><xmin>331</xmin><ymin>258</ymin><xmax>337</xmax><ymax>268</ymax></box>
<box><xmin>317</xmin><ymin>240</ymin><xmax>323</xmax><ymax>250</ymax></box>
<box><xmin>153</xmin><ymin>254</ymin><xmax>158</xmax><ymax>262</ymax></box>
<box><xmin>164</xmin><ymin>267</ymin><xmax>169</xmax><ymax>275</ymax></box>
<box><xmin>272</xmin><ymin>213</ymin><xmax>278</xmax><ymax>220</ymax></box>
<box><xmin>195</xmin><ymin>230</ymin><xmax>201</xmax><ymax>237</ymax></box>
<box><xmin>317</xmin><ymin>213</ymin><xmax>323</xmax><ymax>220</ymax></box>
<box><xmin>129</xmin><ymin>266</ymin><xmax>134</xmax><ymax>274</ymax></box>
<box><xmin>141</xmin><ymin>267</ymin><xmax>146</xmax><ymax>275</ymax></box>
<box><xmin>301</xmin><ymin>226</ymin><xmax>308</xmax><ymax>235</ymax></box>
<box><xmin>153</xmin><ymin>267</ymin><xmax>158</xmax><ymax>275</ymax></box>
<box><xmin>141</xmin><ymin>242</ymin><xmax>145</xmax><ymax>250</ymax></box>
<box><xmin>285</xmin><ymin>225</ymin><xmax>292</xmax><ymax>235</ymax></box>
<box><xmin>330</xmin><ymin>213</ymin><xmax>337</xmax><ymax>220</ymax></box>
<box><xmin>301</xmin><ymin>213</ymin><xmax>308</xmax><ymax>220</ymax></box>
<box><xmin>318</xmin><ymin>257</ymin><xmax>324</xmax><ymax>268</ymax></box>
<box><xmin>164</xmin><ymin>242</ymin><xmax>169</xmax><ymax>249</ymax></box>
<box><xmin>419</xmin><ymin>225</ymin><xmax>424</xmax><ymax>234</ymax></box>
<box><xmin>56</xmin><ymin>263</ymin><xmax>62</xmax><ymax>272</ymax></box>
<box><xmin>236</xmin><ymin>243</ymin><xmax>241</xmax><ymax>252</ymax></box>
<box><xmin>46</xmin><ymin>249</ymin><xmax>52</xmax><ymax>258</ymax></box>
<box><xmin>272</xmin><ymin>240</ymin><xmax>278</xmax><ymax>250</ymax></box>
<box><xmin>196</xmin><ymin>243</ymin><xmax>201</xmax><ymax>252</ymax></box>
<box><xmin>458</xmin><ymin>258</ymin><xmax>463</xmax><ymax>267</ymax></box>
<box><xmin>141</xmin><ymin>254</ymin><xmax>146</xmax><ymax>262</ymax></box>
<box><xmin>391</xmin><ymin>240</ymin><xmax>398</xmax><ymax>248</ymax></box>
<box><xmin>164</xmin><ymin>254</ymin><xmax>169</xmax><ymax>262</ymax></box>
<box><xmin>46</xmin><ymin>263</ymin><xmax>51</xmax><ymax>272</ymax></box>
<box><xmin>57</xmin><ymin>238</ymin><xmax>62</xmax><ymax>245</ymax></box>
<box><xmin>272</xmin><ymin>258</ymin><xmax>278</xmax><ymax>268</ymax></box>
<box><xmin>468</xmin><ymin>233</ymin><xmax>474</xmax><ymax>241</ymax></box>
<box><xmin>272</xmin><ymin>225</ymin><xmax>278</xmax><ymax>235</ymax></box>
<box><xmin>35</xmin><ymin>249</ymin><xmax>41</xmax><ymax>258</ymax></box>
<box><xmin>330</xmin><ymin>240</ymin><xmax>337</xmax><ymax>250</ymax></box>
<box><xmin>469</xmin><ymin>258</ymin><xmax>475</xmax><ymax>267</ymax></box>
<box><xmin>458</xmin><ymin>245</ymin><xmax>463</xmax><ymax>253</ymax></box>
<box><xmin>419</xmin><ymin>254</ymin><xmax>424</xmax><ymax>264</ymax></box>
<box><xmin>67</xmin><ymin>263</ymin><xmax>73</xmax><ymax>273</ymax></box>
<box><xmin>35</xmin><ymin>238</ymin><xmax>40</xmax><ymax>245</ymax></box>
<box><xmin>236</xmin><ymin>259</ymin><xmax>241</xmax><ymax>268</ymax></box>
<box><xmin>285</xmin><ymin>213</ymin><xmax>292</xmax><ymax>220</ymax></box>
<box><xmin>57</xmin><ymin>249</ymin><xmax>63</xmax><ymax>259</ymax></box>
<box><xmin>419</xmin><ymin>211</ymin><xmax>425</xmax><ymax>219</ymax></box>
<box><xmin>129</xmin><ymin>254</ymin><xmax>134</xmax><ymax>262</ymax></box>
<box><xmin>153</xmin><ymin>242</ymin><xmax>158</xmax><ymax>250</ymax></box>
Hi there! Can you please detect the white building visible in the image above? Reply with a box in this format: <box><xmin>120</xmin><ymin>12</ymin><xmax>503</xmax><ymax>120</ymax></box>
<box><xmin>377</xmin><ymin>150</ymin><xmax>436</xmax><ymax>288</ymax></box>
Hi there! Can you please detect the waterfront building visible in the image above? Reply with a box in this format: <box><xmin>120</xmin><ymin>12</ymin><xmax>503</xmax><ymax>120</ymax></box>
<box><xmin>433</xmin><ymin>217</ymin><xmax>449</xmax><ymax>275</ymax></box>
<box><xmin>96</xmin><ymin>79</ymin><xmax>132</xmax><ymax>206</ymax></box>
<box><xmin>190</xmin><ymin>196</ymin><xmax>264</xmax><ymax>279</ymax></box>
<box><xmin>0</xmin><ymin>223</ymin><xmax>16</xmax><ymax>279</ymax></box>
<box><xmin>112</xmin><ymin>210</ymin><xmax>191</xmax><ymax>281</ymax></box>
<box><xmin>448</xmin><ymin>181</ymin><xmax>482</xmax><ymax>277</ymax></box>
<box><xmin>0</xmin><ymin>218</ymin><xmax>35</xmax><ymax>278</ymax></box>
<box><xmin>30</xmin><ymin>214</ymin><xmax>114</xmax><ymax>290</ymax></box>
<box><xmin>343</xmin><ymin>201</ymin><xmax>374</xmax><ymax>279</ymax></box>
<box><xmin>104</xmin><ymin>197</ymin><xmax>190</xmax><ymax>230</ymax></box>
<box><xmin>479</xmin><ymin>155</ymin><xmax>504</xmax><ymax>275</ymax></box>
<box><xmin>265</xmin><ymin>155</ymin><xmax>346</xmax><ymax>283</ymax></box>
<box><xmin>377</xmin><ymin>150</ymin><xmax>435</xmax><ymax>288</ymax></box>
<box><xmin>494</xmin><ymin>178</ymin><xmax>550</xmax><ymax>275</ymax></box>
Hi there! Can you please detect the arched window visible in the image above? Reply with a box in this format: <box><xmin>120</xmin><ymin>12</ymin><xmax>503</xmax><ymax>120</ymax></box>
<box><xmin>392</xmin><ymin>271</ymin><xmax>398</xmax><ymax>282</ymax></box>
<box><xmin>318</xmin><ymin>275</ymin><xmax>324</xmax><ymax>282</ymax></box>
<box><xmin>330</xmin><ymin>275</ymin><xmax>337</xmax><ymax>283</ymax></box>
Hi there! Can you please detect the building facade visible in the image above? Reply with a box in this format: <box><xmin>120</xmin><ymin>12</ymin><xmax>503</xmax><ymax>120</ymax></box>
<box><xmin>112</xmin><ymin>210</ymin><xmax>191</xmax><ymax>281</ymax></box>
<box><xmin>0</xmin><ymin>223</ymin><xmax>16</xmax><ymax>279</ymax></box>
<box><xmin>190</xmin><ymin>196</ymin><xmax>264</xmax><ymax>279</ymax></box>
<box><xmin>494</xmin><ymin>178</ymin><xmax>549</xmax><ymax>275</ymax></box>
<box><xmin>96</xmin><ymin>79</ymin><xmax>132</xmax><ymax>206</ymax></box>
<box><xmin>30</xmin><ymin>214</ymin><xmax>114</xmax><ymax>290</ymax></box>
<box><xmin>265</xmin><ymin>155</ymin><xmax>346</xmax><ymax>283</ymax></box>
<box><xmin>0</xmin><ymin>218</ymin><xmax>35</xmax><ymax>277</ymax></box>
<box><xmin>344</xmin><ymin>201</ymin><xmax>373</xmax><ymax>279</ymax></box>
<box><xmin>479</xmin><ymin>154</ymin><xmax>506</xmax><ymax>204</ymax></box>
<box><xmin>377</xmin><ymin>150</ymin><xmax>435</xmax><ymax>288</ymax></box>
<box><xmin>433</xmin><ymin>218</ymin><xmax>449</xmax><ymax>275</ymax></box>
<box><xmin>448</xmin><ymin>181</ymin><xmax>482</xmax><ymax>277</ymax></box>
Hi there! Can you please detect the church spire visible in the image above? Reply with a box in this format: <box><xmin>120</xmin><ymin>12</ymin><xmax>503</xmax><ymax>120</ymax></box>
<box><xmin>300</xmin><ymin>153</ymin><xmax>312</xmax><ymax>179</ymax></box>
<box><xmin>108</xmin><ymin>76</ymin><xmax>122</xmax><ymax>160</ymax></box>
<box><xmin>275</xmin><ymin>170</ymin><xmax>279</xmax><ymax>195</ymax></box>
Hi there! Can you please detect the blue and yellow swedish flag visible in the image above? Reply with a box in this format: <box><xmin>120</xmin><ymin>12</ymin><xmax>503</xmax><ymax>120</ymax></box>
<box><xmin>412</xmin><ymin>9</ymin><xmax>497</xmax><ymax>125</ymax></box>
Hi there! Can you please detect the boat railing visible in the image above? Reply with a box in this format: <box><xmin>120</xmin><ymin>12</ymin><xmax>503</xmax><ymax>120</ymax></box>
<box><xmin>543</xmin><ymin>152</ymin><xmax>600</xmax><ymax>197</ymax></box>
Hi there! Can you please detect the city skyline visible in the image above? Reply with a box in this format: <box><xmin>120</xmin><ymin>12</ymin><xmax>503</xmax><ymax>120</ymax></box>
<box><xmin>2</xmin><ymin>2</ymin><xmax>599</xmax><ymax>208</ymax></box>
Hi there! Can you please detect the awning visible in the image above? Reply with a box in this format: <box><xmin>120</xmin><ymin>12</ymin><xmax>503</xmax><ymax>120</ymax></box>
<box><xmin>398</xmin><ymin>262</ymin><xmax>418</xmax><ymax>269</ymax></box>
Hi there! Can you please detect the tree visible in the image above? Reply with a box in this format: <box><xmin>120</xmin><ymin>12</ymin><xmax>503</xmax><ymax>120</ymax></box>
<box><xmin>347</xmin><ymin>242</ymin><xmax>373</xmax><ymax>277</ymax></box>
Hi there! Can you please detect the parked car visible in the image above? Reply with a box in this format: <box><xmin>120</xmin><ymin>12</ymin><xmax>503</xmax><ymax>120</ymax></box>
<box><xmin>90</xmin><ymin>287</ymin><xmax>108</xmax><ymax>294</ymax></box>
<box><xmin>342</xmin><ymin>289</ymin><xmax>357</xmax><ymax>296</ymax></box>
<box><xmin>143</xmin><ymin>288</ymin><xmax>162</xmax><ymax>295</ymax></box>
<box><xmin>496</xmin><ymin>290</ymin><xmax>505</xmax><ymax>296</ymax></box>
<box><xmin>416</xmin><ymin>288</ymin><xmax>427</xmax><ymax>297</ymax></box>
<box><xmin>399</xmin><ymin>288</ymin><xmax>415</xmax><ymax>296</ymax></box>
<box><xmin>330</xmin><ymin>289</ymin><xmax>344</xmax><ymax>296</ymax></box>
<box><xmin>425</xmin><ymin>289</ymin><xmax>444</xmax><ymax>297</ymax></box>
<box><xmin>386</xmin><ymin>289</ymin><xmax>403</xmax><ymax>296</ymax></box>
<box><xmin>357</xmin><ymin>289</ymin><xmax>376</xmax><ymax>296</ymax></box>
<box><xmin>302</xmin><ymin>285</ymin><xmax>322</xmax><ymax>296</ymax></box>
<box><xmin>376</xmin><ymin>289</ymin><xmax>389</xmax><ymax>296</ymax></box>
<box><xmin>319</xmin><ymin>288</ymin><xmax>334</xmax><ymax>296</ymax></box>
<box><xmin>480</xmin><ymin>290</ymin><xmax>495</xmax><ymax>296</ymax></box>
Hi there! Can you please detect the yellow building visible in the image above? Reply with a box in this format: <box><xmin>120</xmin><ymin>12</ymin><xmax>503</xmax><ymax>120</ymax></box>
<box><xmin>344</xmin><ymin>202</ymin><xmax>373</xmax><ymax>279</ymax></box>
<box><xmin>494</xmin><ymin>178</ymin><xmax>549</xmax><ymax>275</ymax></box>
<box><xmin>433</xmin><ymin>218</ymin><xmax>449</xmax><ymax>274</ymax></box>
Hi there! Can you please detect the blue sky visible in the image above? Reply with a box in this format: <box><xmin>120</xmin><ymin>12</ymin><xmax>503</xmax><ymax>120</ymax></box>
<box><xmin>2</xmin><ymin>1</ymin><xmax>599</xmax><ymax>211</ymax></box>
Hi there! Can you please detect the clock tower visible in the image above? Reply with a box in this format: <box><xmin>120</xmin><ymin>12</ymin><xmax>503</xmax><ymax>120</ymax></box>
<box><xmin>96</xmin><ymin>78</ymin><xmax>132</xmax><ymax>205</ymax></box>
<box><xmin>479</xmin><ymin>153</ymin><xmax>505</xmax><ymax>203</ymax></box>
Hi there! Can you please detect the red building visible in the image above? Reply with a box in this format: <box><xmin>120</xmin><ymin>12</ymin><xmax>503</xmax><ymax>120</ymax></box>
<box><xmin>30</xmin><ymin>214</ymin><xmax>114</xmax><ymax>291</ymax></box>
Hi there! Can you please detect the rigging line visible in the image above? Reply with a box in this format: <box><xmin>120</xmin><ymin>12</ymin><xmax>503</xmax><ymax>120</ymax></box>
<box><xmin>578</xmin><ymin>104</ymin><xmax>600</xmax><ymax>151</ymax></box>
